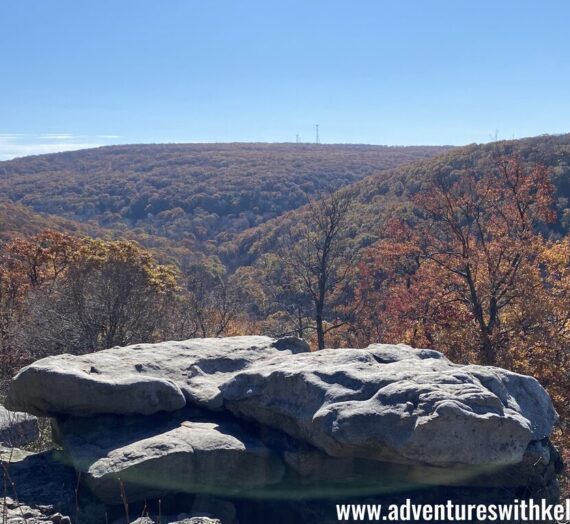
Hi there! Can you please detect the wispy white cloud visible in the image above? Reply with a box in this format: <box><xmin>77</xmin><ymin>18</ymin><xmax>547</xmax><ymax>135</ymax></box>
<box><xmin>0</xmin><ymin>133</ymin><xmax>125</xmax><ymax>161</ymax></box>
<box><xmin>39</xmin><ymin>133</ymin><xmax>76</xmax><ymax>140</ymax></box>
<box><xmin>0</xmin><ymin>142</ymin><xmax>105</xmax><ymax>161</ymax></box>
<box><xmin>0</xmin><ymin>133</ymin><xmax>26</xmax><ymax>139</ymax></box>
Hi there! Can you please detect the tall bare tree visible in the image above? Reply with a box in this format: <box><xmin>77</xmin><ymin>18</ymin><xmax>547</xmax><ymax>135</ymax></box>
<box><xmin>282</xmin><ymin>189</ymin><xmax>356</xmax><ymax>350</ymax></box>
<box><xmin>182</xmin><ymin>261</ymin><xmax>239</xmax><ymax>338</ymax></box>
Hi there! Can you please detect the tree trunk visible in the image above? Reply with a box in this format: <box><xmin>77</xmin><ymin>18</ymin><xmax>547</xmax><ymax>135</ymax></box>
<box><xmin>464</xmin><ymin>267</ymin><xmax>497</xmax><ymax>365</ymax></box>
<box><xmin>315</xmin><ymin>270</ymin><xmax>327</xmax><ymax>350</ymax></box>
<box><xmin>297</xmin><ymin>306</ymin><xmax>304</xmax><ymax>339</ymax></box>
<box><xmin>479</xmin><ymin>334</ymin><xmax>496</xmax><ymax>366</ymax></box>
<box><xmin>316</xmin><ymin>282</ymin><xmax>326</xmax><ymax>350</ymax></box>
<box><xmin>316</xmin><ymin>312</ymin><xmax>325</xmax><ymax>350</ymax></box>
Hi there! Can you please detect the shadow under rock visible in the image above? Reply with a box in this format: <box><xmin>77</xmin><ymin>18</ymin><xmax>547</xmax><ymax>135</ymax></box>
<box><xmin>0</xmin><ymin>447</ymin><xmax>106</xmax><ymax>523</ymax></box>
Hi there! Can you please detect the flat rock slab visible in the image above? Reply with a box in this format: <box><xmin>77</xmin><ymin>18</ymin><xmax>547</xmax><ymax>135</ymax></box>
<box><xmin>53</xmin><ymin>409</ymin><xmax>285</xmax><ymax>504</ymax></box>
<box><xmin>5</xmin><ymin>336</ymin><xmax>309</xmax><ymax>417</ymax></box>
<box><xmin>5</xmin><ymin>336</ymin><xmax>558</xmax><ymax>472</ymax></box>
<box><xmin>220</xmin><ymin>344</ymin><xmax>558</xmax><ymax>467</ymax></box>
<box><xmin>0</xmin><ymin>405</ymin><xmax>39</xmax><ymax>447</ymax></box>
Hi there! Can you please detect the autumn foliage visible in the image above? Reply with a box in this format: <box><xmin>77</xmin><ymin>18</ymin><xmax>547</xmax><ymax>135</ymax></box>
<box><xmin>0</xmin><ymin>232</ymin><xmax>178</xmax><ymax>383</ymax></box>
<box><xmin>351</xmin><ymin>156</ymin><xmax>569</xmax><ymax>476</ymax></box>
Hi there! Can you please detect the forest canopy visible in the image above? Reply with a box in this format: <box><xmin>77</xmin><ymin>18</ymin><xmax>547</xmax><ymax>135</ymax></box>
<box><xmin>0</xmin><ymin>143</ymin><xmax>448</xmax><ymax>263</ymax></box>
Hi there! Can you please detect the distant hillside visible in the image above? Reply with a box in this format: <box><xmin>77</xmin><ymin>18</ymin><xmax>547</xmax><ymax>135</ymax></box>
<box><xmin>0</xmin><ymin>201</ymin><xmax>191</xmax><ymax>264</ymax></box>
<box><xmin>226</xmin><ymin>134</ymin><xmax>570</xmax><ymax>267</ymax></box>
<box><xmin>0</xmin><ymin>143</ymin><xmax>449</xmax><ymax>261</ymax></box>
<box><xmin>0</xmin><ymin>201</ymin><xmax>88</xmax><ymax>242</ymax></box>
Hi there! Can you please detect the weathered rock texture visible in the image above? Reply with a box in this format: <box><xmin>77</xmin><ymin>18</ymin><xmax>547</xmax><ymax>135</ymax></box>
<box><xmin>0</xmin><ymin>405</ymin><xmax>39</xmax><ymax>447</ymax></box>
<box><xmin>5</xmin><ymin>336</ymin><xmax>308</xmax><ymax>417</ymax></box>
<box><xmin>52</xmin><ymin>410</ymin><xmax>284</xmax><ymax>504</ymax></box>
<box><xmin>0</xmin><ymin>496</ymin><xmax>71</xmax><ymax>524</ymax></box>
<box><xmin>222</xmin><ymin>344</ymin><xmax>556</xmax><ymax>466</ymax></box>
<box><xmin>0</xmin><ymin>445</ymin><xmax>105</xmax><ymax>524</ymax></box>
<box><xmin>4</xmin><ymin>336</ymin><xmax>564</xmax><ymax>522</ymax></box>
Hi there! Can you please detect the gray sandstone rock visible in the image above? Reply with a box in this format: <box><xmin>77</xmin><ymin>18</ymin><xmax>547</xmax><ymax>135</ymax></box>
<box><xmin>3</xmin><ymin>336</ymin><xmax>561</xmax><ymax>512</ymax></box>
<box><xmin>131</xmin><ymin>514</ymin><xmax>225</xmax><ymax>524</ymax></box>
<box><xmin>0</xmin><ymin>446</ymin><xmax>104</xmax><ymax>524</ymax></box>
<box><xmin>189</xmin><ymin>495</ymin><xmax>237</xmax><ymax>524</ymax></box>
<box><xmin>53</xmin><ymin>409</ymin><xmax>285</xmax><ymax>504</ymax></box>
<box><xmin>5</xmin><ymin>336</ymin><xmax>308</xmax><ymax>417</ymax></box>
<box><xmin>169</xmin><ymin>518</ymin><xmax>221</xmax><ymax>524</ymax></box>
<box><xmin>220</xmin><ymin>343</ymin><xmax>558</xmax><ymax>467</ymax></box>
<box><xmin>0</xmin><ymin>405</ymin><xmax>39</xmax><ymax>447</ymax></box>
<box><xmin>0</xmin><ymin>497</ymin><xmax>71</xmax><ymax>523</ymax></box>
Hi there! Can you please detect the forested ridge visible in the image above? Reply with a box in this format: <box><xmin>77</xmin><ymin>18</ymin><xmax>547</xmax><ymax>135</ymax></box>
<box><xmin>0</xmin><ymin>142</ymin><xmax>448</xmax><ymax>261</ymax></box>
<box><xmin>226</xmin><ymin>133</ymin><xmax>570</xmax><ymax>266</ymax></box>
<box><xmin>6</xmin><ymin>136</ymin><xmax>570</xmax><ymax>269</ymax></box>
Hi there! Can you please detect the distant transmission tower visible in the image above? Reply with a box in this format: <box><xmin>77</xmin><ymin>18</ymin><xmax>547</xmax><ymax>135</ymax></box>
<box><xmin>315</xmin><ymin>124</ymin><xmax>320</xmax><ymax>144</ymax></box>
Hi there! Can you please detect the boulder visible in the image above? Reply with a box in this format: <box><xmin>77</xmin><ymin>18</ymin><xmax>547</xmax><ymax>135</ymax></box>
<box><xmin>0</xmin><ymin>405</ymin><xmax>39</xmax><ymax>447</ymax></box>
<box><xmin>3</xmin><ymin>336</ymin><xmax>562</xmax><ymax>519</ymax></box>
<box><xmin>5</xmin><ymin>336</ymin><xmax>309</xmax><ymax>417</ymax></box>
<box><xmin>220</xmin><ymin>343</ymin><xmax>558</xmax><ymax>467</ymax></box>
<box><xmin>53</xmin><ymin>409</ymin><xmax>285</xmax><ymax>504</ymax></box>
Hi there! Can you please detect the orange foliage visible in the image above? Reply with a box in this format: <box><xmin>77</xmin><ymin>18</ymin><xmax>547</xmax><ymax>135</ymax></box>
<box><xmin>0</xmin><ymin>231</ymin><xmax>178</xmax><ymax>382</ymax></box>
<box><xmin>352</xmin><ymin>157</ymin><xmax>568</xmax><ymax>487</ymax></box>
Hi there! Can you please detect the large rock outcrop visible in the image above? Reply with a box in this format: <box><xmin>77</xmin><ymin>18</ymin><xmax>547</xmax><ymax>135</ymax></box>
<box><xmin>221</xmin><ymin>344</ymin><xmax>556</xmax><ymax>466</ymax></box>
<box><xmin>4</xmin><ymin>336</ymin><xmax>563</xmax><ymax>522</ymax></box>
<box><xmin>5</xmin><ymin>336</ymin><xmax>309</xmax><ymax>417</ymax></box>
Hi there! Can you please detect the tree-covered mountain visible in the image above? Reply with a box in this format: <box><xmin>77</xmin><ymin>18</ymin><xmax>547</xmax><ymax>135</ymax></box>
<box><xmin>225</xmin><ymin>133</ymin><xmax>570</xmax><ymax>267</ymax></box>
<box><xmin>4</xmin><ymin>135</ymin><xmax>570</xmax><ymax>269</ymax></box>
<box><xmin>0</xmin><ymin>143</ymin><xmax>449</xmax><ymax>261</ymax></box>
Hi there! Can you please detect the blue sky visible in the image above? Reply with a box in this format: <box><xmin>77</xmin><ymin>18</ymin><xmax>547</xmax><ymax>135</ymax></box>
<box><xmin>1</xmin><ymin>0</ymin><xmax>569</xmax><ymax>159</ymax></box>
